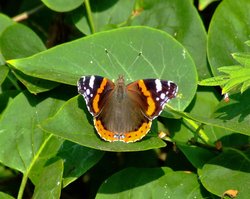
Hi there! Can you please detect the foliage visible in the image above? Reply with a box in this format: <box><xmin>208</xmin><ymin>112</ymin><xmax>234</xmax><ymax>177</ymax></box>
<box><xmin>0</xmin><ymin>0</ymin><xmax>249</xmax><ymax>199</ymax></box>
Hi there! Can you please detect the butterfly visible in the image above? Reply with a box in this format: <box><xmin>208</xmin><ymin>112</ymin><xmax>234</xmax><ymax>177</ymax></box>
<box><xmin>77</xmin><ymin>75</ymin><xmax>178</xmax><ymax>143</ymax></box>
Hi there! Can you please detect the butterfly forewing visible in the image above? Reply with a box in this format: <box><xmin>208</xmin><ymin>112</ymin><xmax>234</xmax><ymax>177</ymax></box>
<box><xmin>77</xmin><ymin>75</ymin><xmax>115</xmax><ymax>116</ymax></box>
<box><xmin>127</xmin><ymin>79</ymin><xmax>178</xmax><ymax>119</ymax></box>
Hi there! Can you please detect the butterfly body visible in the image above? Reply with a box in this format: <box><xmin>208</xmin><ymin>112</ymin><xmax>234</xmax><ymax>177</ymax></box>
<box><xmin>77</xmin><ymin>75</ymin><xmax>178</xmax><ymax>143</ymax></box>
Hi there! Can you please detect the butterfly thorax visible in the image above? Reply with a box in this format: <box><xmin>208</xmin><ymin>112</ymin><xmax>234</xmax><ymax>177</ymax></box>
<box><xmin>115</xmin><ymin>75</ymin><xmax>126</xmax><ymax>103</ymax></box>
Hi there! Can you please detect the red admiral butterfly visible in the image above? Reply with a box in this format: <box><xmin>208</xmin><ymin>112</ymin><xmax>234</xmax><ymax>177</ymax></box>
<box><xmin>77</xmin><ymin>75</ymin><xmax>178</xmax><ymax>143</ymax></box>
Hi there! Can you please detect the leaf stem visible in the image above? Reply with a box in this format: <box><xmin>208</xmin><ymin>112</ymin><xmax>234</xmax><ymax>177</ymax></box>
<box><xmin>183</xmin><ymin>117</ymin><xmax>209</xmax><ymax>144</ymax></box>
<box><xmin>17</xmin><ymin>134</ymin><xmax>53</xmax><ymax>199</ymax></box>
<box><xmin>12</xmin><ymin>4</ymin><xmax>44</xmax><ymax>22</ymax></box>
<box><xmin>84</xmin><ymin>0</ymin><xmax>95</xmax><ymax>34</ymax></box>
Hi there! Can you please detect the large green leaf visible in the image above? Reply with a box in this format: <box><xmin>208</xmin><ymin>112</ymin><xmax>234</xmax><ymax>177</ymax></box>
<box><xmin>96</xmin><ymin>167</ymin><xmax>210</xmax><ymax>199</ymax></box>
<box><xmin>0</xmin><ymin>23</ymin><xmax>58</xmax><ymax>94</ymax></box>
<box><xmin>73</xmin><ymin>0</ymin><xmax>208</xmax><ymax>79</ymax></box>
<box><xmin>41</xmin><ymin>0</ymin><xmax>83</xmax><ymax>12</ymax></box>
<box><xmin>207</xmin><ymin>0</ymin><xmax>250</xmax><ymax>75</ymax></box>
<box><xmin>29</xmin><ymin>138</ymin><xmax>104</xmax><ymax>187</ymax></box>
<box><xmin>131</xmin><ymin>0</ymin><xmax>209</xmax><ymax>79</ymax></box>
<box><xmin>199</xmin><ymin>149</ymin><xmax>250</xmax><ymax>198</ymax></box>
<box><xmin>41</xmin><ymin>95</ymin><xmax>166</xmax><ymax>152</ymax></box>
<box><xmin>33</xmin><ymin>159</ymin><xmax>63</xmax><ymax>199</ymax></box>
<box><xmin>0</xmin><ymin>91</ymin><xmax>65</xmax><ymax>172</ymax></box>
<box><xmin>8</xmin><ymin>26</ymin><xmax>197</xmax><ymax>111</ymax></box>
<box><xmin>0</xmin><ymin>24</ymin><xmax>46</xmax><ymax>60</ymax></box>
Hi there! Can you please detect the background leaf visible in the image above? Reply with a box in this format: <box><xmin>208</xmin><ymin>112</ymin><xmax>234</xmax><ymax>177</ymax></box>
<box><xmin>96</xmin><ymin>167</ymin><xmax>210</xmax><ymax>199</ymax></box>
<box><xmin>0</xmin><ymin>65</ymin><xmax>9</xmax><ymax>85</ymax></box>
<box><xmin>41</xmin><ymin>0</ymin><xmax>83</xmax><ymax>12</ymax></box>
<box><xmin>199</xmin><ymin>149</ymin><xmax>250</xmax><ymax>198</ymax></box>
<box><xmin>33</xmin><ymin>159</ymin><xmax>63</xmax><ymax>199</ymax></box>
<box><xmin>0</xmin><ymin>23</ymin><xmax>58</xmax><ymax>94</ymax></box>
<box><xmin>72</xmin><ymin>0</ymin><xmax>136</xmax><ymax>34</ymax></box>
<box><xmin>0</xmin><ymin>91</ymin><xmax>65</xmax><ymax>172</ymax></box>
<box><xmin>177</xmin><ymin>90</ymin><xmax>250</xmax><ymax>137</ymax></box>
<box><xmin>207</xmin><ymin>0</ymin><xmax>250</xmax><ymax>75</ymax></box>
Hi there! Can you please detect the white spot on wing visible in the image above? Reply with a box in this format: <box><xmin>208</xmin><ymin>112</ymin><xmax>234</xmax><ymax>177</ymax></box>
<box><xmin>160</xmin><ymin>93</ymin><xmax>166</xmax><ymax>100</ymax></box>
<box><xmin>155</xmin><ymin>79</ymin><xmax>162</xmax><ymax>92</ymax></box>
<box><xmin>89</xmin><ymin>75</ymin><xmax>95</xmax><ymax>89</ymax></box>
<box><xmin>86</xmin><ymin>89</ymin><xmax>90</xmax><ymax>95</ymax></box>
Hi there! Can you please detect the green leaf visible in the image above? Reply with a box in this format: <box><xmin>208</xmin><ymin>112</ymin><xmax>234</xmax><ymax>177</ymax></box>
<box><xmin>198</xmin><ymin>0</ymin><xmax>219</xmax><ymax>11</ymax></box>
<box><xmin>28</xmin><ymin>127</ymin><xmax>104</xmax><ymax>188</ymax></box>
<box><xmin>41</xmin><ymin>95</ymin><xmax>166</xmax><ymax>152</ymax></box>
<box><xmin>11</xmin><ymin>69</ymin><xmax>59</xmax><ymax>94</ymax></box>
<box><xmin>199</xmin><ymin>65</ymin><xmax>250</xmax><ymax>94</ymax></box>
<box><xmin>199</xmin><ymin>75</ymin><xmax>229</xmax><ymax>86</ymax></box>
<box><xmin>219</xmin><ymin>66</ymin><xmax>250</xmax><ymax>94</ymax></box>
<box><xmin>199</xmin><ymin>149</ymin><xmax>250</xmax><ymax>198</ymax></box>
<box><xmin>0</xmin><ymin>23</ymin><xmax>46</xmax><ymax>60</ymax></box>
<box><xmin>177</xmin><ymin>143</ymin><xmax>216</xmax><ymax>169</ymax></box>
<box><xmin>72</xmin><ymin>0</ymin><xmax>136</xmax><ymax>34</ymax></box>
<box><xmin>207</xmin><ymin>0</ymin><xmax>250</xmax><ymax>75</ymax></box>
<box><xmin>0</xmin><ymin>14</ymin><xmax>14</xmax><ymax>35</ymax></box>
<box><xmin>58</xmin><ymin>141</ymin><xmax>104</xmax><ymax>187</ymax></box>
<box><xmin>0</xmin><ymin>91</ymin><xmax>66</xmax><ymax>172</ymax></box>
<box><xmin>232</xmin><ymin>52</ymin><xmax>250</xmax><ymax>67</ymax></box>
<box><xmin>0</xmin><ymin>90</ymin><xmax>19</xmax><ymax>115</ymax></box>
<box><xmin>0</xmin><ymin>23</ymin><xmax>58</xmax><ymax>93</ymax></box>
<box><xmin>241</xmin><ymin>79</ymin><xmax>250</xmax><ymax>93</ymax></box>
<box><xmin>8</xmin><ymin>26</ymin><xmax>197</xmax><ymax>111</ymax></box>
<box><xmin>73</xmin><ymin>0</ymin><xmax>208</xmax><ymax>79</ymax></box>
<box><xmin>33</xmin><ymin>159</ymin><xmax>63</xmax><ymax>199</ymax></box>
<box><xmin>0</xmin><ymin>192</ymin><xmax>15</xmax><ymax>199</ymax></box>
<box><xmin>164</xmin><ymin>89</ymin><xmax>219</xmax><ymax>168</ymax></box>
<box><xmin>96</xmin><ymin>167</ymin><xmax>209</xmax><ymax>199</ymax></box>
<box><xmin>131</xmin><ymin>0</ymin><xmax>209</xmax><ymax>79</ymax></box>
<box><xmin>41</xmin><ymin>0</ymin><xmax>83</xmax><ymax>12</ymax></box>
<box><xmin>0</xmin><ymin>65</ymin><xmax>9</xmax><ymax>85</ymax></box>
<box><xmin>176</xmin><ymin>90</ymin><xmax>250</xmax><ymax>136</ymax></box>
<box><xmin>0</xmin><ymin>14</ymin><xmax>14</xmax><ymax>65</ymax></box>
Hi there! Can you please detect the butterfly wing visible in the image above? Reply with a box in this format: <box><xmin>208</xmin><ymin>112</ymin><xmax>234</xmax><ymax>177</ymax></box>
<box><xmin>77</xmin><ymin>75</ymin><xmax>115</xmax><ymax>116</ymax></box>
<box><xmin>127</xmin><ymin>79</ymin><xmax>178</xmax><ymax>119</ymax></box>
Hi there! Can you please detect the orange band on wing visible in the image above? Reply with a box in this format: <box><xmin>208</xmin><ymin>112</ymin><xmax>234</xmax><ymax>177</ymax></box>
<box><xmin>94</xmin><ymin>119</ymin><xmax>117</xmax><ymax>142</ymax></box>
<box><xmin>94</xmin><ymin>119</ymin><xmax>152</xmax><ymax>143</ymax></box>
<box><xmin>122</xmin><ymin>121</ymin><xmax>152</xmax><ymax>143</ymax></box>
<box><xmin>92</xmin><ymin>78</ymin><xmax>108</xmax><ymax>113</ymax></box>
<box><xmin>138</xmin><ymin>80</ymin><xmax>156</xmax><ymax>116</ymax></box>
